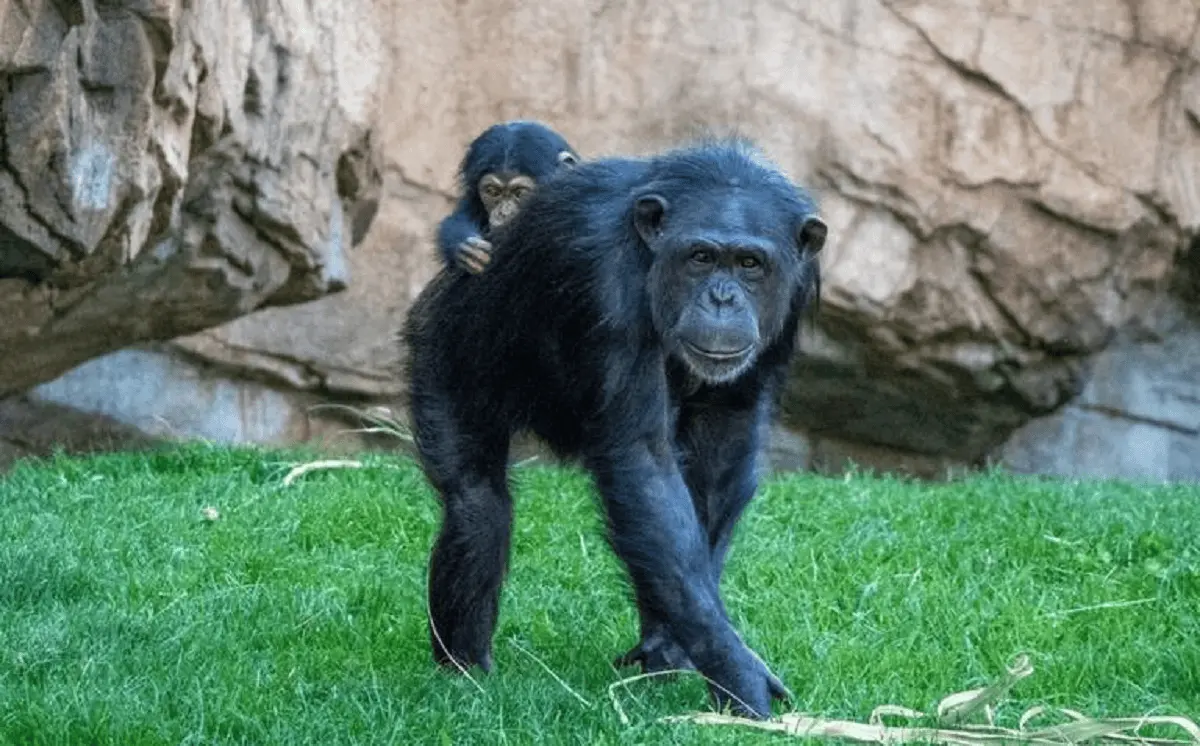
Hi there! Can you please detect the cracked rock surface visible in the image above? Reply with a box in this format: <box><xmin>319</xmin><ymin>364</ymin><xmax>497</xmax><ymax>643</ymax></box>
<box><xmin>7</xmin><ymin>0</ymin><xmax>1200</xmax><ymax>478</ymax></box>
<box><xmin>788</xmin><ymin>0</ymin><xmax>1200</xmax><ymax>465</ymax></box>
<box><xmin>0</xmin><ymin>0</ymin><xmax>384</xmax><ymax>396</ymax></box>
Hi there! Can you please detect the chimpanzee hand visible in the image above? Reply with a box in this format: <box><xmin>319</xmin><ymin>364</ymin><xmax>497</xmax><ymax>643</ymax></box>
<box><xmin>455</xmin><ymin>236</ymin><xmax>493</xmax><ymax>274</ymax></box>
<box><xmin>614</xmin><ymin>626</ymin><xmax>696</xmax><ymax>674</ymax></box>
<box><xmin>615</xmin><ymin>626</ymin><xmax>788</xmax><ymax>718</ymax></box>
<box><xmin>708</xmin><ymin>644</ymin><xmax>790</xmax><ymax>719</ymax></box>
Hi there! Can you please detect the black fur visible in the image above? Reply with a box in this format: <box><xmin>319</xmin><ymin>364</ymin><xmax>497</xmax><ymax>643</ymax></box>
<box><xmin>436</xmin><ymin>120</ymin><xmax>579</xmax><ymax>270</ymax></box>
<box><xmin>405</xmin><ymin>139</ymin><xmax>825</xmax><ymax>718</ymax></box>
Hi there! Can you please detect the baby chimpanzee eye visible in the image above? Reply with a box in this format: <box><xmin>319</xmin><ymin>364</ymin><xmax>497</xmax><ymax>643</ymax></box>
<box><xmin>690</xmin><ymin>249</ymin><xmax>715</xmax><ymax>265</ymax></box>
<box><xmin>738</xmin><ymin>256</ymin><xmax>762</xmax><ymax>269</ymax></box>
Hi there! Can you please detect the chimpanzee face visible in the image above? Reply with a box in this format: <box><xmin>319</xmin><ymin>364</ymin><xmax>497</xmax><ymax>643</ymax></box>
<box><xmin>635</xmin><ymin>188</ymin><xmax>826</xmax><ymax>384</ymax></box>
<box><xmin>478</xmin><ymin>173</ymin><xmax>537</xmax><ymax>228</ymax></box>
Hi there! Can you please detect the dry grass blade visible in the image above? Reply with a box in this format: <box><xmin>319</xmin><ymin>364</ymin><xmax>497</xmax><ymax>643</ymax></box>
<box><xmin>664</xmin><ymin>656</ymin><xmax>1200</xmax><ymax>746</ymax></box>
<box><xmin>608</xmin><ymin>671</ymin><xmax>698</xmax><ymax>726</ymax></box>
<box><xmin>869</xmin><ymin>704</ymin><xmax>926</xmax><ymax>725</ymax></box>
<box><xmin>937</xmin><ymin>654</ymin><xmax>1033</xmax><ymax>725</ymax></box>
<box><xmin>666</xmin><ymin>710</ymin><xmax>1200</xmax><ymax>746</ymax></box>
<box><xmin>308</xmin><ymin>403</ymin><xmax>415</xmax><ymax>444</ymax></box>
<box><xmin>665</xmin><ymin>711</ymin><xmax>1055</xmax><ymax>744</ymax></box>
<box><xmin>508</xmin><ymin>639</ymin><xmax>593</xmax><ymax>708</ymax></box>
<box><xmin>1021</xmin><ymin>711</ymin><xmax>1200</xmax><ymax>745</ymax></box>
<box><xmin>281</xmin><ymin>459</ymin><xmax>364</xmax><ymax>486</ymax></box>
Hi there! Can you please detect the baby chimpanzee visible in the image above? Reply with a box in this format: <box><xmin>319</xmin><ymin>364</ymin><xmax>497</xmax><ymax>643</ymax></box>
<box><xmin>436</xmin><ymin>120</ymin><xmax>580</xmax><ymax>274</ymax></box>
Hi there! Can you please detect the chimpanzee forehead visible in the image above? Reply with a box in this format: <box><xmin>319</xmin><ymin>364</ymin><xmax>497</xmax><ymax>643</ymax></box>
<box><xmin>670</xmin><ymin>186</ymin><xmax>796</xmax><ymax>239</ymax></box>
<box><xmin>463</xmin><ymin>122</ymin><xmax>575</xmax><ymax>183</ymax></box>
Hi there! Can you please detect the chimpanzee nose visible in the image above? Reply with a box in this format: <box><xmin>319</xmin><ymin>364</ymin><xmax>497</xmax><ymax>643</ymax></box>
<box><xmin>708</xmin><ymin>282</ymin><xmax>736</xmax><ymax>307</ymax></box>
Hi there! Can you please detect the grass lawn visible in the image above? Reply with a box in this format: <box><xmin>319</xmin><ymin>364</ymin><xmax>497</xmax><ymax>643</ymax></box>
<box><xmin>0</xmin><ymin>444</ymin><xmax>1198</xmax><ymax>745</ymax></box>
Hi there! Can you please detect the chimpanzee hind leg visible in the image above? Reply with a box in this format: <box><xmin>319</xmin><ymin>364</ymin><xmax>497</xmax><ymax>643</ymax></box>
<box><xmin>411</xmin><ymin>389</ymin><xmax>513</xmax><ymax>673</ymax></box>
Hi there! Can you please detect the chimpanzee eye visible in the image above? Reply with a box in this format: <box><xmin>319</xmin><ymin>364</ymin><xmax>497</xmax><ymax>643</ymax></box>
<box><xmin>690</xmin><ymin>249</ymin><xmax>714</xmax><ymax>265</ymax></box>
<box><xmin>738</xmin><ymin>255</ymin><xmax>762</xmax><ymax>270</ymax></box>
<box><xmin>483</xmin><ymin>184</ymin><xmax>502</xmax><ymax>198</ymax></box>
<box><xmin>558</xmin><ymin>151</ymin><xmax>579</xmax><ymax>166</ymax></box>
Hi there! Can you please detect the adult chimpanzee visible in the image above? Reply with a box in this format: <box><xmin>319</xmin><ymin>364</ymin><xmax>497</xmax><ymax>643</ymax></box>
<box><xmin>436</xmin><ymin>120</ymin><xmax>581</xmax><ymax>274</ymax></box>
<box><xmin>404</xmin><ymin>139</ymin><xmax>826</xmax><ymax>719</ymax></box>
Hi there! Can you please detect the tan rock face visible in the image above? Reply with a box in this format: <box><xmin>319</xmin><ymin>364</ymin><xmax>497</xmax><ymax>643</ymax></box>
<box><xmin>194</xmin><ymin>0</ymin><xmax>1196</xmax><ymax>463</ymax></box>
<box><xmin>0</xmin><ymin>0</ymin><xmax>384</xmax><ymax>396</ymax></box>
<box><xmin>783</xmin><ymin>1</ymin><xmax>1199</xmax><ymax>461</ymax></box>
<box><xmin>4</xmin><ymin>0</ymin><xmax>1199</xmax><ymax>477</ymax></box>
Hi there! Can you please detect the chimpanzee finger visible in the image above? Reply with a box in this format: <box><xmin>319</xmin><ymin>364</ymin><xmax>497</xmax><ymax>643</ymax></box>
<box><xmin>767</xmin><ymin>671</ymin><xmax>791</xmax><ymax>703</ymax></box>
<box><xmin>465</xmin><ymin>247</ymin><xmax>491</xmax><ymax>265</ymax></box>
<box><xmin>458</xmin><ymin>249</ymin><xmax>490</xmax><ymax>274</ymax></box>
<box><xmin>465</xmin><ymin>247</ymin><xmax>491</xmax><ymax>266</ymax></box>
<box><xmin>465</xmin><ymin>236</ymin><xmax>493</xmax><ymax>253</ymax></box>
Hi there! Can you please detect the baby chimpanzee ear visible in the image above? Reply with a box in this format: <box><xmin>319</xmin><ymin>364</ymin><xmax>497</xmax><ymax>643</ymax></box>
<box><xmin>796</xmin><ymin>216</ymin><xmax>827</xmax><ymax>259</ymax></box>
<box><xmin>634</xmin><ymin>194</ymin><xmax>669</xmax><ymax>247</ymax></box>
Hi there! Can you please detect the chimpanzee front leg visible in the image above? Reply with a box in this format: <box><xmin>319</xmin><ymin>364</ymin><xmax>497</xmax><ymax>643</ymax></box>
<box><xmin>590</xmin><ymin>435</ymin><xmax>786</xmax><ymax>719</ymax></box>
<box><xmin>687</xmin><ymin>396</ymin><xmax>770</xmax><ymax>583</ymax></box>
<box><xmin>615</xmin><ymin>395</ymin><xmax>769</xmax><ymax>678</ymax></box>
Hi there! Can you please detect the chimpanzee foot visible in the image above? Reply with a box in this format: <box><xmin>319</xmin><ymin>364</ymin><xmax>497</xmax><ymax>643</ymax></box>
<box><xmin>431</xmin><ymin>627</ymin><xmax>494</xmax><ymax>673</ymax></box>
<box><xmin>434</xmin><ymin>646</ymin><xmax>493</xmax><ymax>674</ymax></box>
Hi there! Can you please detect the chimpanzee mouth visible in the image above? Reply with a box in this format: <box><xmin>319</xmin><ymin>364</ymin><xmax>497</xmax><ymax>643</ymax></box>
<box><xmin>682</xmin><ymin>341</ymin><xmax>754</xmax><ymax>362</ymax></box>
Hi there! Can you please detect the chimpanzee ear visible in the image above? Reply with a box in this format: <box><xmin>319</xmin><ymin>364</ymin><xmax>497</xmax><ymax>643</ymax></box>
<box><xmin>796</xmin><ymin>216</ymin><xmax>827</xmax><ymax>259</ymax></box>
<box><xmin>634</xmin><ymin>194</ymin><xmax>669</xmax><ymax>246</ymax></box>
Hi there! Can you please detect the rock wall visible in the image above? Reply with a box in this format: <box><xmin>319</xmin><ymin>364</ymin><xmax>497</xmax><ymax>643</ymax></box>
<box><xmin>4</xmin><ymin>0</ymin><xmax>1199</xmax><ymax>480</ymax></box>
<box><xmin>0</xmin><ymin>0</ymin><xmax>384</xmax><ymax>396</ymax></box>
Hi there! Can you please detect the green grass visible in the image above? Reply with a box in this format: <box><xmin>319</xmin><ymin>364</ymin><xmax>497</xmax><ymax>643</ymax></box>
<box><xmin>0</xmin><ymin>444</ymin><xmax>1197</xmax><ymax>745</ymax></box>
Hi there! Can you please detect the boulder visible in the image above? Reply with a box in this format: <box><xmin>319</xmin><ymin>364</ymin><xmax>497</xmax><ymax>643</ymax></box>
<box><xmin>0</xmin><ymin>0</ymin><xmax>384</xmax><ymax>397</ymax></box>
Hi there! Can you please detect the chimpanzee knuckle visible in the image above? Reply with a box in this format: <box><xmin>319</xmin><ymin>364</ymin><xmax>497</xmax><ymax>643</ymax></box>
<box><xmin>768</xmin><ymin>671</ymin><xmax>790</xmax><ymax>702</ymax></box>
<box><xmin>709</xmin><ymin>671</ymin><xmax>773</xmax><ymax>719</ymax></box>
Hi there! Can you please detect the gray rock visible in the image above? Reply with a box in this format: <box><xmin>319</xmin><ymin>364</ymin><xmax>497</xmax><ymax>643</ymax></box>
<box><xmin>999</xmin><ymin>324</ymin><xmax>1200</xmax><ymax>482</ymax></box>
